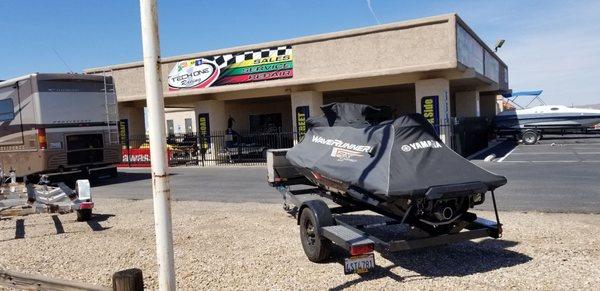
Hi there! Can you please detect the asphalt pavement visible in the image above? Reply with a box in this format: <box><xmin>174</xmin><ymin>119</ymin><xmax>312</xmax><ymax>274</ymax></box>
<box><xmin>92</xmin><ymin>135</ymin><xmax>600</xmax><ymax>213</ymax></box>
<box><xmin>474</xmin><ymin>134</ymin><xmax>600</xmax><ymax>213</ymax></box>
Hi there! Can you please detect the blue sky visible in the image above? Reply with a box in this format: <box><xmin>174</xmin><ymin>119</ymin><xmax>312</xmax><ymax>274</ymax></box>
<box><xmin>1</xmin><ymin>0</ymin><xmax>599</xmax><ymax>105</ymax></box>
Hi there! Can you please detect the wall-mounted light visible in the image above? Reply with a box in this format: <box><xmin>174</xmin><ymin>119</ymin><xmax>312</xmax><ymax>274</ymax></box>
<box><xmin>494</xmin><ymin>39</ymin><xmax>505</xmax><ymax>52</ymax></box>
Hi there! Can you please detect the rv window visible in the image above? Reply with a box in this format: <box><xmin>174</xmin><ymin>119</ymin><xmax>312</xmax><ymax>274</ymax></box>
<box><xmin>0</xmin><ymin>99</ymin><xmax>15</xmax><ymax>121</ymax></box>
<box><xmin>551</xmin><ymin>107</ymin><xmax>559</xmax><ymax>111</ymax></box>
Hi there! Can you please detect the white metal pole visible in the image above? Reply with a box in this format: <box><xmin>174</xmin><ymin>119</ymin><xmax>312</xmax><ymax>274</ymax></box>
<box><xmin>139</xmin><ymin>0</ymin><xmax>176</xmax><ymax>290</ymax></box>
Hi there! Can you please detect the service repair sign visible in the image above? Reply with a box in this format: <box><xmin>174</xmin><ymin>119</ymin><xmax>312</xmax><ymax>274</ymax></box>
<box><xmin>168</xmin><ymin>46</ymin><xmax>293</xmax><ymax>91</ymax></box>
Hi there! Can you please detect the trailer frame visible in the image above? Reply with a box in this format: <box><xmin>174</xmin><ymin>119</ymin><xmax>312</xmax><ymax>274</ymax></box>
<box><xmin>0</xmin><ymin>175</ymin><xmax>94</xmax><ymax>221</ymax></box>
<box><xmin>275</xmin><ymin>183</ymin><xmax>501</xmax><ymax>273</ymax></box>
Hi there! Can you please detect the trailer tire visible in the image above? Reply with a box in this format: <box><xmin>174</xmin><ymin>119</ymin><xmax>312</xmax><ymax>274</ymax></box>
<box><xmin>521</xmin><ymin>130</ymin><xmax>539</xmax><ymax>145</ymax></box>
<box><xmin>299</xmin><ymin>207</ymin><xmax>332</xmax><ymax>262</ymax></box>
<box><xmin>76</xmin><ymin>209</ymin><xmax>92</xmax><ymax>221</ymax></box>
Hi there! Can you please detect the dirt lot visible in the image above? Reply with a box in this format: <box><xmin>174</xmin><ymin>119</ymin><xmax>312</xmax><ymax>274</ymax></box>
<box><xmin>1</xmin><ymin>199</ymin><xmax>599</xmax><ymax>290</ymax></box>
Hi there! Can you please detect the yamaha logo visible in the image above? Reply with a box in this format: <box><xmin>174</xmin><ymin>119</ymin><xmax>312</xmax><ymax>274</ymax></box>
<box><xmin>401</xmin><ymin>140</ymin><xmax>443</xmax><ymax>152</ymax></box>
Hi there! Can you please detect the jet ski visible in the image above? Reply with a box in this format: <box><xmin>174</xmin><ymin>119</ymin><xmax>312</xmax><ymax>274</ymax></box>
<box><xmin>284</xmin><ymin>103</ymin><xmax>507</xmax><ymax>233</ymax></box>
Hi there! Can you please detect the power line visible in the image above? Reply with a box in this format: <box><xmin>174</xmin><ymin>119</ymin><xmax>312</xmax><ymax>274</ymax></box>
<box><xmin>366</xmin><ymin>0</ymin><xmax>381</xmax><ymax>25</ymax></box>
<box><xmin>52</xmin><ymin>47</ymin><xmax>74</xmax><ymax>73</ymax></box>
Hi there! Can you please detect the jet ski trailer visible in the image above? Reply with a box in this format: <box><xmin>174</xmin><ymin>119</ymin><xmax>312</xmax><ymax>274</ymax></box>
<box><xmin>268</xmin><ymin>150</ymin><xmax>502</xmax><ymax>274</ymax></box>
<box><xmin>0</xmin><ymin>169</ymin><xmax>94</xmax><ymax>221</ymax></box>
<box><xmin>266</xmin><ymin>103</ymin><xmax>505</xmax><ymax>275</ymax></box>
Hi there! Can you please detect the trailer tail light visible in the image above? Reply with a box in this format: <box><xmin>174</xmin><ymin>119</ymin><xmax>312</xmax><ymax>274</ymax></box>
<box><xmin>37</xmin><ymin>128</ymin><xmax>47</xmax><ymax>149</ymax></box>
<box><xmin>78</xmin><ymin>202</ymin><xmax>94</xmax><ymax>209</ymax></box>
<box><xmin>350</xmin><ymin>244</ymin><xmax>374</xmax><ymax>256</ymax></box>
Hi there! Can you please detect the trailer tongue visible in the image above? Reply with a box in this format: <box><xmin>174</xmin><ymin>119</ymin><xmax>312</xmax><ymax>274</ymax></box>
<box><xmin>267</xmin><ymin>103</ymin><xmax>506</xmax><ymax>274</ymax></box>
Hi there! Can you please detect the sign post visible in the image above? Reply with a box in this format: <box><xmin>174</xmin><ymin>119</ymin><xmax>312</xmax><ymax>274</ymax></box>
<box><xmin>139</xmin><ymin>0</ymin><xmax>176</xmax><ymax>290</ymax></box>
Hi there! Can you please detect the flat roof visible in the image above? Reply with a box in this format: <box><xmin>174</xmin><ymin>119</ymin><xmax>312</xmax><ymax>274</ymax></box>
<box><xmin>85</xmin><ymin>13</ymin><xmax>505</xmax><ymax>73</ymax></box>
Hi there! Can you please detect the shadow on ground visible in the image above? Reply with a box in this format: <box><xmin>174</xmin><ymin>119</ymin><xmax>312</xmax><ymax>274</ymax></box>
<box><xmin>324</xmin><ymin>214</ymin><xmax>532</xmax><ymax>290</ymax></box>
<box><xmin>91</xmin><ymin>171</ymin><xmax>173</xmax><ymax>187</ymax></box>
<box><xmin>86</xmin><ymin>213</ymin><xmax>115</xmax><ymax>231</ymax></box>
<box><xmin>470</xmin><ymin>139</ymin><xmax>518</xmax><ymax>161</ymax></box>
<box><xmin>0</xmin><ymin>213</ymin><xmax>116</xmax><ymax>242</ymax></box>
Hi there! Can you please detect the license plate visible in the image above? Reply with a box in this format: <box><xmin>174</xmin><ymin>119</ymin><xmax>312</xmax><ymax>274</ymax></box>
<box><xmin>344</xmin><ymin>253</ymin><xmax>375</xmax><ymax>275</ymax></box>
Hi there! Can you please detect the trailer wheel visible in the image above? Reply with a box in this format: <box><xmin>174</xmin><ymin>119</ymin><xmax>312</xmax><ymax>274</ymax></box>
<box><xmin>521</xmin><ymin>130</ymin><xmax>539</xmax><ymax>145</ymax></box>
<box><xmin>299</xmin><ymin>207</ymin><xmax>331</xmax><ymax>262</ymax></box>
<box><xmin>76</xmin><ymin>209</ymin><xmax>92</xmax><ymax>221</ymax></box>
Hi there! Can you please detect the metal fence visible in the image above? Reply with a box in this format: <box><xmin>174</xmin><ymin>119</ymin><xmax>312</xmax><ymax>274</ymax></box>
<box><xmin>451</xmin><ymin>117</ymin><xmax>491</xmax><ymax>157</ymax></box>
<box><xmin>120</xmin><ymin>131</ymin><xmax>297</xmax><ymax>167</ymax></box>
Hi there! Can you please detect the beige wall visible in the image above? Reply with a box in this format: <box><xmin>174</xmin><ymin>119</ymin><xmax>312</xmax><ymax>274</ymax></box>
<box><xmin>87</xmin><ymin>14</ymin><xmax>464</xmax><ymax>102</ymax></box>
<box><xmin>293</xmin><ymin>22</ymin><xmax>453</xmax><ymax>81</ymax></box>
<box><xmin>195</xmin><ymin>100</ymin><xmax>226</xmax><ymax>133</ymax></box>
<box><xmin>454</xmin><ymin>90</ymin><xmax>480</xmax><ymax>117</ymax></box>
<box><xmin>118</xmin><ymin>105</ymin><xmax>145</xmax><ymax>137</ymax></box>
<box><xmin>88</xmin><ymin>14</ymin><xmax>508</xmax><ymax>135</ymax></box>
<box><xmin>164</xmin><ymin>108</ymin><xmax>195</xmax><ymax>134</ymax></box>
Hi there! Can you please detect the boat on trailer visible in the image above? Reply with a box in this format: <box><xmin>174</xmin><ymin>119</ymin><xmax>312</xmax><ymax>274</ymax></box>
<box><xmin>494</xmin><ymin>90</ymin><xmax>600</xmax><ymax>144</ymax></box>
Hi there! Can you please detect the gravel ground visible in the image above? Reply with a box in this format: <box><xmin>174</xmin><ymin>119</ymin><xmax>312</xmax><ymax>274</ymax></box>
<box><xmin>1</xmin><ymin>199</ymin><xmax>599</xmax><ymax>290</ymax></box>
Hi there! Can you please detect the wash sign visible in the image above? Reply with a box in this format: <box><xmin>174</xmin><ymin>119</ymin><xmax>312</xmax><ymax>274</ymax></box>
<box><xmin>421</xmin><ymin>96</ymin><xmax>439</xmax><ymax>132</ymax></box>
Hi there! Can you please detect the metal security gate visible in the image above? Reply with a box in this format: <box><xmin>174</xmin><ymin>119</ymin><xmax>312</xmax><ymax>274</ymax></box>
<box><xmin>120</xmin><ymin>131</ymin><xmax>296</xmax><ymax>167</ymax></box>
<box><xmin>451</xmin><ymin>117</ymin><xmax>491</xmax><ymax>157</ymax></box>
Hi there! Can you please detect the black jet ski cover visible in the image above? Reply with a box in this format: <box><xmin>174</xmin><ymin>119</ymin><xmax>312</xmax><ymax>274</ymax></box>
<box><xmin>286</xmin><ymin>103</ymin><xmax>507</xmax><ymax>197</ymax></box>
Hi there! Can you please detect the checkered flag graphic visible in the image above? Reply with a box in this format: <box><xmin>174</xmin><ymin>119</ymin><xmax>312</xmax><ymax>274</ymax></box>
<box><xmin>206</xmin><ymin>45</ymin><xmax>292</xmax><ymax>69</ymax></box>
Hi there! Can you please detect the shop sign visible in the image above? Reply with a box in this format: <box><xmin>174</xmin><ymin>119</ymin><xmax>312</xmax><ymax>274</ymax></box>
<box><xmin>421</xmin><ymin>96</ymin><xmax>439</xmax><ymax>132</ymax></box>
<box><xmin>119</xmin><ymin>119</ymin><xmax>129</xmax><ymax>147</ymax></box>
<box><xmin>168</xmin><ymin>46</ymin><xmax>293</xmax><ymax>90</ymax></box>
<box><xmin>198</xmin><ymin>113</ymin><xmax>211</xmax><ymax>151</ymax></box>
<box><xmin>120</xmin><ymin>148</ymin><xmax>173</xmax><ymax>167</ymax></box>
<box><xmin>296</xmin><ymin>106</ymin><xmax>309</xmax><ymax>141</ymax></box>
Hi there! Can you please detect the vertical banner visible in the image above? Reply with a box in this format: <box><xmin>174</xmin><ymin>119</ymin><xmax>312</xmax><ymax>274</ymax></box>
<box><xmin>197</xmin><ymin>113</ymin><xmax>211</xmax><ymax>151</ymax></box>
<box><xmin>421</xmin><ymin>96</ymin><xmax>440</xmax><ymax>133</ymax></box>
<box><xmin>118</xmin><ymin>119</ymin><xmax>129</xmax><ymax>147</ymax></box>
<box><xmin>296</xmin><ymin>106</ymin><xmax>310</xmax><ymax>141</ymax></box>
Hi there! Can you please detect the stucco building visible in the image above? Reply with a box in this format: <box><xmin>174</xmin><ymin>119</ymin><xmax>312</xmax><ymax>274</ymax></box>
<box><xmin>85</xmin><ymin>13</ymin><xmax>508</xmax><ymax>151</ymax></box>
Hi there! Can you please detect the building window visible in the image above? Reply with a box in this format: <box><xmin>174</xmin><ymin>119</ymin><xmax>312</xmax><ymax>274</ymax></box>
<box><xmin>0</xmin><ymin>99</ymin><xmax>15</xmax><ymax>122</ymax></box>
<box><xmin>167</xmin><ymin>119</ymin><xmax>174</xmax><ymax>136</ymax></box>
<box><xmin>185</xmin><ymin>118</ymin><xmax>193</xmax><ymax>134</ymax></box>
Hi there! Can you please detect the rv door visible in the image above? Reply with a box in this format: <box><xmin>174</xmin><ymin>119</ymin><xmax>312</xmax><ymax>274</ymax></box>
<box><xmin>0</xmin><ymin>80</ymin><xmax>27</xmax><ymax>146</ymax></box>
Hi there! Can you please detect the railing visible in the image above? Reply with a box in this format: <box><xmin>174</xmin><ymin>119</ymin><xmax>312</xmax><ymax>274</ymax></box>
<box><xmin>120</xmin><ymin>131</ymin><xmax>296</xmax><ymax>167</ymax></box>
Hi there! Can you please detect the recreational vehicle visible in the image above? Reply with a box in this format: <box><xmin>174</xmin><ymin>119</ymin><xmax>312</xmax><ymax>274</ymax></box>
<box><xmin>0</xmin><ymin>73</ymin><xmax>120</xmax><ymax>178</ymax></box>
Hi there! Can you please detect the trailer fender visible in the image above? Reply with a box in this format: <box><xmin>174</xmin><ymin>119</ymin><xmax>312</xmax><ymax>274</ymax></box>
<box><xmin>296</xmin><ymin>200</ymin><xmax>334</xmax><ymax>234</ymax></box>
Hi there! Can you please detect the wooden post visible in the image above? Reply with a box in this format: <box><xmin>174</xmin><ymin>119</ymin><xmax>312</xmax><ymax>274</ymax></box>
<box><xmin>112</xmin><ymin>268</ymin><xmax>144</xmax><ymax>291</ymax></box>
